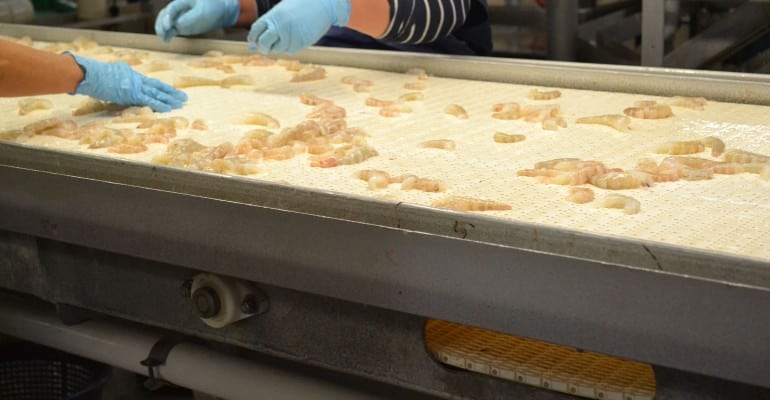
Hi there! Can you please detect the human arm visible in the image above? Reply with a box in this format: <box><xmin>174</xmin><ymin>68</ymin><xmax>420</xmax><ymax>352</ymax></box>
<box><xmin>247</xmin><ymin>0</ymin><xmax>475</xmax><ymax>54</ymax></box>
<box><xmin>0</xmin><ymin>39</ymin><xmax>83</xmax><ymax>97</ymax></box>
<box><xmin>0</xmin><ymin>39</ymin><xmax>187</xmax><ymax>112</ymax></box>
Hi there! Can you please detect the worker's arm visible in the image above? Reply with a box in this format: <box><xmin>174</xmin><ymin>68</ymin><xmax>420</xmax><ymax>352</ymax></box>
<box><xmin>0</xmin><ymin>39</ymin><xmax>83</xmax><ymax>97</ymax></box>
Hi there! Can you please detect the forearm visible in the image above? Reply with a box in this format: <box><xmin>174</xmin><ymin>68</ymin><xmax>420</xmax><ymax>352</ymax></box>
<box><xmin>236</xmin><ymin>0</ymin><xmax>257</xmax><ymax>27</ymax></box>
<box><xmin>348</xmin><ymin>0</ymin><xmax>390</xmax><ymax>38</ymax></box>
<box><xmin>0</xmin><ymin>40</ymin><xmax>83</xmax><ymax>97</ymax></box>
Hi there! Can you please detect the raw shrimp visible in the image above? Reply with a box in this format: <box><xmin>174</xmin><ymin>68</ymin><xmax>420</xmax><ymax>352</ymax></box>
<box><xmin>575</xmin><ymin>114</ymin><xmax>631</xmax><ymax>132</ymax></box>
<box><xmin>669</xmin><ymin>96</ymin><xmax>707</xmax><ymax>110</ymax></box>
<box><xmin>420</xmin><ymin>139</ymin><xmax>456</xmax><ymax>150</ymax></box>
<box><xmin>491</xmin><ymin>102</ymin><xmax>520</xmax><ymax>120</ymax></box>
<box><xmin>444</xmin><ymin>104</ymin><xmax>469</xmax><ymax>119</ymax></box>
<box><xmin>603</xmin><ymin>194</ymin><xmax>641</xmax><ymax>214</ymax></box>
<box><xmin>355</xmin><ymin>169</ymin><xmax>391</xmax><ymax>190</ymax></box>
<box><xmin>299</xmin><ymin>93</ymin><xmax>332</xmax><ymax>106</ymax></box>
<box><xmin>528</xmin><ymin>89</ymin><xmax>561</xmax><ymax>100</ymax></box>
<box><xmin>398</xmin><ymin>92</ymin><xmax>424</xmax><ymax>102</ymax></box>
<box><xmin>173</xmin><ymin>76</ymin><xmax>220</xmax><ymax>88</ymax></box>
<box><xmin>220</xmin><ymin>75</ymin><xmax>254</xmax><ymax>88</ymax></box>
<box><xmin>291</xmin><ymin>65</ymin><xmax>326</xmax><ymax>82</ymax></box>
<box><xmin>365</xmin><ymin>97</ymin><xmax>394</xmax><ymax>107</ymax></box>
<box><xmin>699</xmin><ymin>136</ymin><xmax>725</xmax><ymax>157</ymax></box>
<box><xmin>520</xmin><ymin>104</ymin><xmax>560</xmax><ymax>122</ymax></box>
<box><xmin>405</xmin><ymin>68</ymin><xmax>429</xmax><ymax>80</ymax></box>
<box><xmin>240</xmin><ymin>112</ymin><xmax>280</xmax><ymax>128</ymax></box>
<box><xmin>566</xmin><ymin>187</ymin><xmax>595</xmax><ymax>204</ymax></box>
<box><xmin>623</xmin><ymin>101</ymin><xmax>673</xmax><ymax>119</ymax></box>
<box><xmin>431</xmin><ymin>196</ymin><xmax>511</xmax><ymax>212</ymax></box>
<box><xmin>404</xmin><ymin>82</ymin><xmax>426</xmax><ymax>91</ymax></box>
<box><xmin>18</xmin><ymin>98</ymin><xmax>53</xmax><ymax>116</ymax></box>
<box><xmin>653</xmin><ymin>140</ymin><xmax>705</xmax><ymax>155</ymax></box>
<box><xmin>379</xmin><ymin>104</ymin><xmax>412</xmax><ymax>117</ymax></box>
<box><xmin>722</xmin><ymin>149</ymin><xmax>770</xmax><ymax>164</ymax></box>
<box><xmin>590</xmin><ymin>171</ymin><xmax>651</xmax><ymax>190</ymax></box>
<box><xmin>493</xmin><ymin>133</ymin><xmax>525</xmax><ymax>143</ymax></box>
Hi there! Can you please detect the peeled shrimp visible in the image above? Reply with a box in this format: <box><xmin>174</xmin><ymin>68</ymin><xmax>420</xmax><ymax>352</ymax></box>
<box><xmin>444</xmin><ymin>104</ymin><xmax>469</xmax><ymax>119</ymax></box>
<box><xmin>431</xmin><ymin>196</ymin><xmax>511</xmax><ymax>212</ymax></box>
<box><xmin>566</xmin><ymin>187</ymin><xmax>595</xmax><ymax>204</ymax></box>
<box><xmin>420</xmin><ymin>139</ymin><xmax>456</xmax><ymax>150</ymax></box>
<box><xmin>723</xmin><ymin>149</ymin><xmax>770</xmax><ymax>164</ymax></box>
<box><xmin>653</xmin><ymin>140</ymin><xmax>705</xmax><ymax>155</ymax></box>
<box><xmin>528</xmin><ymin>89</ymin><xmax>561</xmax><ymax>100</ymax></box>
<box><xmin>590</xmin><ymin>171</ymin><xmax>651</xmax><ymax>190</ymax></box>
<box><xmin>603</xmin><ymin>194</ymin><xmax>641</xmax><ymax>214</ymax></box>
<box><xmin>240</xmin><ymin>112</ymin><xmax>280</xmax><ymax>128</ymax></box>
<box><xmin>18</xmin><ymin>98</ymin><xmax>53</xmax><ymax>116</ymax></box>
<box><xmin>355</xmin><ymin>169</ymin><xmax>391</xmax><ymax>190</ymax></box>
<box><xmin>291</xmin><ymin>65</ymin><xmax>326</xmax><ymax>82</ymax></box>
<box><xmin>493</xmin><ymin>133</ymin><xmax>526</xmax><ymax>143</ymax></box>
<box><xmin>670</xmin><ymin>96</ymin><xmax>707</xmax><ymax>110</ymax></box>
<box><xmin>576</xmin><ymin>114</ymin><xmax>631</xmax><ymax>132</ymax></box>
<box><xmin>623</xmin><ymin>101</ymin><xmax>673</xmax><ymax>119</ymax></box>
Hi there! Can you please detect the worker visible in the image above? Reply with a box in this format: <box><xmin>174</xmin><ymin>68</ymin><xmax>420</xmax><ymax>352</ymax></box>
<box><xmin>0</xmin><ymin>39</ymin><xmax>187</xmax><ymax>112</ymax></box>
<box><xmin>155</xmin><ymin>0</ymin><xmax>491</xmax><ymax>56</ymax></box>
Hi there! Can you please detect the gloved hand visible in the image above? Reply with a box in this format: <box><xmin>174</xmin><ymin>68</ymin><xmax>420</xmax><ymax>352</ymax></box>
<box><xmin>154</xmin><ymin>0</ymin><xmax>240</xmax><ymax>42</ymax></box>
<box><xmin>247</xmin><ymin>0</ymin><xmax>351</xmax><ymax>55</ymax></box>
<box><xmin>66</xmin><ymin>52</ymin><xmax>188</xmax><ymax>113</ymax></box>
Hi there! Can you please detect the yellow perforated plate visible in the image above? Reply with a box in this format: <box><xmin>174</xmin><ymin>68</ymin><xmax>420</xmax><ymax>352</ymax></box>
<box><xmin>425</xmin><ymin>320</ymin><xmax>656</xmax><ymax>400</ymax></box>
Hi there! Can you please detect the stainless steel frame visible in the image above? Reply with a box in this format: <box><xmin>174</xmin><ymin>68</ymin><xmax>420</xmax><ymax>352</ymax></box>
<box><xmin>1</xmin><ymin>24</ymin><xmax>769</xmax><ymax>394</ymax></box>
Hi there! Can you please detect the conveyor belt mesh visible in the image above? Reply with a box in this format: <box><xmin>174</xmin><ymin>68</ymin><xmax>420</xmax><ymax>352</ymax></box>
<box><xmin>1</xmin><ymin>37</ymin><xmax>769</xmax><ymax>262</ymax></box>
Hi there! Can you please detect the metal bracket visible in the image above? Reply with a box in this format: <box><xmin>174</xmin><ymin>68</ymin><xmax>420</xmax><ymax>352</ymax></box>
<box><xmin>140</xmin><ymin>336</ymin><xmax>183</xmax><ymax>391</ymax></box>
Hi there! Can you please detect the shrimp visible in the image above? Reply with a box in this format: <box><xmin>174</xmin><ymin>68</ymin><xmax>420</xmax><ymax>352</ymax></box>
<box><xmin>420</xmin><ymin>139</ymin><xmax>456</xmax><ymax>150</ymax></box>
<box><xmin>699</xmin><ymin>136</ymin><xmax>725</xmax><ymax>157</ymax></box>
<box><xmin>365</xmin><ymin>97</ymin><xmax>394</xmax><ymax>107</ymax></box>
<box><xmin>174</xmin><ymin>75</ymin><xmax>220</xmax><ymax>88</ymax></box>
<box><xmin>653</xmin><ymin>140</ymin><xmax>705</xmax><ymax>155</ymax></box>
<box><xmin>143</xmin><ymin>60</ymin><xmax>172</xmax><ymax>73</ymax></box>
<box><xmin>528</xmin><ymin>89</ymin><xmax>561</xmax><ymax>100</ymax></box>
<box><xmin>603</xmin><ymin>194</ymin><xmax>641</xmax><ymax>214</ymax></box>
<box><xmin>220</xmin><ymin>74</ymin><xmax>254</xmax><ymax>88</ymax></box>
<box><xmin>399</xmin><ymin>176</ymin><xmax>444</xmax><ymax>192</ymax></box>
<box><xmin>22</xmin><ymin>117</ymin><xmax>78</xmax><ymax>137</ymax></box>
<box><xmin>542</xmin><ymin>116</ymin><xmax>567</xmax><ymax>131</ymax></box>
<box><xmin>669</xmin><ymin>96</ymin><xmax>707</xmax><ymax>110</ymax></box>
<box><xmin>520</xmin><ymin>104</ymin><xmax>560</xmax><ymax>122</ymax></box>
<box><xmin>240</xmin><ymin>112</ymin><xmax>280</xmax><ymax>128</ymax></box>
<box><xmin>444</xmin><ymin>104</ymin><xmax>469</xmax><ymax>119</ymax></box>
<box><xmin>72</xmin><ymin>99</ymin><xmax>113</xmax><ymax>116</ymax></box>
<box><xmin>191</xmin><ymin>119</ymin><xmax>208</xmax><ymax>130</ymax></box>
<box><xmin>398</xmin><ymin>92</ymin><xmax>424</xmax><ymax>102</ymax></box>
<box><xmin>353</xmin><ymin>82</ymin><xmax>373</xmax><ymax>93</ymax></box>
<box><xmin>404</xmin><ymin>82</ymin><xmax>426</xmax><ymax>91</ymax></box>
<box><xmin>379</xmin><ymin>103</ymin><xmax>412</xmax><ymax>117</ymax></box>
<box><xmin>299</xmin><ymin>93</ymin><xmax>333</xmax><ymax>106</ymax></box>
<box><xmin>491</xmin><ymin>102</ymin><xmax>521</xmax><ymax>120</ymax></box>
<box><xmin>405</xmin><ymin>68</ymin><xmax>429</xmax><ymax>80</ymax></box>
<box><xmin>431</xmin><ymin>196</ymin><xmax>511</xmax><ymax>212</ymax></box>
<box><xmin>576</xmin><ymin>114</ymin><xmax>631</xmax><ymax>132</ymax></box>
<box><xmin>723</xmin><ymin>149</ymin><xmax>770</xmax><ymax>164</ymax></box>
<box><xmin>108</xmin><ymin>143</ymin><xmax>148</xmax><ymax>154</ymax></box>
<box><xmin>18</xmin><ymin>98</ymin><xmax>53</xmax><ymax>116</ymax></box>
<box><xmin>623</xmin><ymin>101</ymin><xmax>673</xmax><ymax>119</ymax></box>
<box><xmin>493</xmin><ymin>133</ymin><xmax>525</xmax><ymax>143</ymax></box>
<box><xmin>242</xmin><ymin>54</ymin><xmax>275</xmax><ymax>66</ymax></box>
<box><xmin>590</xmin><ymin>171</ymin><xmax>651</xmax><ymax>190</ymax></box>
<box><xmin>291</xmin><ymin>65</ymin><xmax>326</xmax><ymax>82</ymax></box>
<box><xmin>566</xmin><ymin>187</ymin><xmax>595</xmax><ymax>204</ymax></box>
<box><xmin>355</xmin><ymin>169</ymin><xmax>391</xmax><ymax>190</ymax></box>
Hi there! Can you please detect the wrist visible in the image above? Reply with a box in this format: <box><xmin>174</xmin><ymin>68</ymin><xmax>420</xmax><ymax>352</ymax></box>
<box><xmin>63</xmin><ymin>51</ymin><xmax>90</xmax><ymax>95</ymax></box>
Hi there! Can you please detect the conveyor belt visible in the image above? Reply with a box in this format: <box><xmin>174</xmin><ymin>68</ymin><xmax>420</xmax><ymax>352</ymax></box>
<box><xmin>1</xmin><ymin>24</ymin><xmax>769</xmax><ymax>389</ymax></box>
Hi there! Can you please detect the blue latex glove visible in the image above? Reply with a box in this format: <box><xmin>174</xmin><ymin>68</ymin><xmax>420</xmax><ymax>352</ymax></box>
<box><xmin>67</xmin><ymin>52</ymin><xmax>188</xmax><ymax>113</ymax></box>
<box><xmin>155</xmin><ymin>0</ymin><xmax>240</xmax><ymax>42</ymax></box>
<box><xmin>247</xmin><ymin>0</ymin><xmax>351</xmax><ymax>55</ymax></box>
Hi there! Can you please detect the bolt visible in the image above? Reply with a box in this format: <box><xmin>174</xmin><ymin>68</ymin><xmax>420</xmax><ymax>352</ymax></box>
<box><xmin>179</xmin><ymin>279</ymin><xmax>193</xmax><ymax>298</ymax></box>
<box><xmin>192</xmin><ymin>287</ymin><xmax>221</xmax><ymax>318</ymax></box>
<box><xmin>240</xmin><ymin>292</ymin><xmax>268</xmax><ymax>315</ymax></box>
<box><xmin>240</xmin><ymin>296</ymin><xmax>259</xmax><ymax>314</ymax></box>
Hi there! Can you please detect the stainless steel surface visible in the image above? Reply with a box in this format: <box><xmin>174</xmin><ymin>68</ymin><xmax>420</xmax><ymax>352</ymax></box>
<box><xmin>1</xmin><ymin>24</ymin><xmax>770</xmax><ymax>389</ymax></box>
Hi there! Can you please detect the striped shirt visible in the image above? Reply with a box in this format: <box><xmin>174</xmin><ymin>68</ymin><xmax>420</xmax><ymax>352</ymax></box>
<box><xmin>254</xmin><ymin>0</ymin><xmax>479</xmax><ymax>45</ymax></box>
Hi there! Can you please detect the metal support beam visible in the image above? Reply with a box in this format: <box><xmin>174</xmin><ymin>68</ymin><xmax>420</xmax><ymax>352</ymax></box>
<box><xmin>641</xmin><ymin>0</ymin><xmax>665</xmax><ymax>66</ymax></box>
<box><xmin>547</xmin><ymin>0</ymin><xmax>578</xmax><ymax>60</ymax></box>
